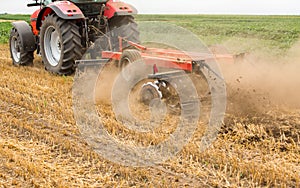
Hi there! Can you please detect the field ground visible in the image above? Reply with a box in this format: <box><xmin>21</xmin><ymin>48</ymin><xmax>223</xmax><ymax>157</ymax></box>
<box><xmin>0</xmin><ymin>15</ymin><xmax>300</xmax><ymax>187</ymax></box>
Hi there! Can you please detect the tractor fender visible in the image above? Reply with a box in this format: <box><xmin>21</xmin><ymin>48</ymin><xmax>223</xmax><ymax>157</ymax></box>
<box><xmin>36</xmin><ymin>1</ymin><xmax>84</xmax><ymax>30</ymax></box>
<box><xmin>11</xmin><ymin>21</ymin><xmax>36</xmax><ymax>52</ymax></box>
<box><xmin>104</xmin><ymin>1</ymin><xmax>138</xmax><ymax>19</ymax></box>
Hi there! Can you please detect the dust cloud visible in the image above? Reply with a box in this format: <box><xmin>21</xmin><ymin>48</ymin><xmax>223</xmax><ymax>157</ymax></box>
<box><xmin>220</xmin><ymin>41</ymin><xmax>300</xmax><ymax>115</ymax></box>
<box><xmin>94</xmin><ymin>63</ymin><xmax>120</xmax><ymax>104</ymax></box>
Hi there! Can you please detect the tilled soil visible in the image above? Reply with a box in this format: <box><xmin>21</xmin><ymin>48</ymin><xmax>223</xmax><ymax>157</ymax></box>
<box><xmin>0</xmin><ymin>44</ymin><xmax>299</xmax><ymax>187</ymax></box>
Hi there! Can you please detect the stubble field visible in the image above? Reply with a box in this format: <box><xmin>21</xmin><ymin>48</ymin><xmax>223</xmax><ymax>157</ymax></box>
<box><xmin>0</xmin><ymin>14</ymin><xmax>299</xmax><ymax>187</ymax></box>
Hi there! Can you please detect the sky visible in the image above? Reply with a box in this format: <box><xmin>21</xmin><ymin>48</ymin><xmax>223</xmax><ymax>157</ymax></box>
<box><xmin>0</xmin><ymin>0</ymin><xmax>299</xmax><ymax>15</ymax></box>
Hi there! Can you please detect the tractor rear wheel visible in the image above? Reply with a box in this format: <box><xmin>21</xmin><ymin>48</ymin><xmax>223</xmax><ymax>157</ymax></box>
<box><xmin>108</xmin><ymin>15</ymin><xmax>140</xmax><ymax>52</ymax></box>
<box><xmin>40</xmin><ymin>14</ymin><xmax>83</xmax><ymax>75</ymax></box>
<box><xmin>9</xmin><ymin>28</ymin><xmax>34</xmax><ymax>66</ymax></box>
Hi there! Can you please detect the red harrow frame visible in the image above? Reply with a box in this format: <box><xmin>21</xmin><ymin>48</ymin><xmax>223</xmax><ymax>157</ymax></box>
<box><xmin>100</xmin><ymin>38</ymin><xmax>234</xmax><ymax>76</ymax></box>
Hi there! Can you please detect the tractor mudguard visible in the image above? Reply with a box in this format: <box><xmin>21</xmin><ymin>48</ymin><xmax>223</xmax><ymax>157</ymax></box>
<box><xmin>11</xmin><ymin>21</ymin><xmax>36</xmax><ymax>52</ymax></box>
<box><xmin>36</xmin><ymin>1</ymin><xmax>84</xmax><ymax>30</ymax></box>
<box><xmin>104</xmin><ymin>1</ymin><xmax>137</xmax><ymax>19</ymax></box>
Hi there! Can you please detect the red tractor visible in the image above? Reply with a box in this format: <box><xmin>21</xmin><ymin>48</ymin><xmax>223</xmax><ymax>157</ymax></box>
<box><xmin>9</xmin><ymin>0</ymin><xmax>139</xmax><ymax>75</ymax></box>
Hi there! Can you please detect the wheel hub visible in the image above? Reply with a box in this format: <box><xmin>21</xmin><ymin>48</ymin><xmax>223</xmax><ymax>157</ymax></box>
<box><xmin>50</xmin><ymin>31</ymin><xmax>61</xmax><ymax>62</ymax></box>
<box><xmin>11</xmin><ymin>36</ymin><xmax>21</xmax><ymax>62</ymax></box>
<box><xmin>44</xmin><ymin>26</ymin><xmax>61</xmax><ymax>67</ymax></box>
<box><xmin>139</xmin><ymin>82</ymin><xmax>162</xmax><ymax>105</ymax></box>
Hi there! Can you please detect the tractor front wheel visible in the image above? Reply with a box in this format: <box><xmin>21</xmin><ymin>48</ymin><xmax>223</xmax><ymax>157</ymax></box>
<box><xmin>9</xmin><ymin>28</ymin><xmax>34</xmax><ymax>66</ymax></box>
<box><xmin>40</xmin><ymin>14</ymin><xmax>83</xmax><ymax>75</ymax></box>
<box><xmin>109</xmin><ymin>15</ymin><xmax>140</xmax><ymax>52</ymax></box>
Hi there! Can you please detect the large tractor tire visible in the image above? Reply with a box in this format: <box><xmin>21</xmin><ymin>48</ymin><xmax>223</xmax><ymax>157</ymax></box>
<box><xmin>40</xmin><ymin>14</ymin><xmax>83</xmax><ymax>75</ymax></box>
<box><xmin>86</xmin><ymin>15</ymin><xmax>139</xmax><ymax>59</ymax></box>
<box><xmin>9</xmin><ymin>28</ymin><xmax>34</xmax><ymax>66</ymax></box>
<box><xmin>108</xmin><ymin>15</ymin><xmax>140</xmax><ymax>52</ymax></box>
